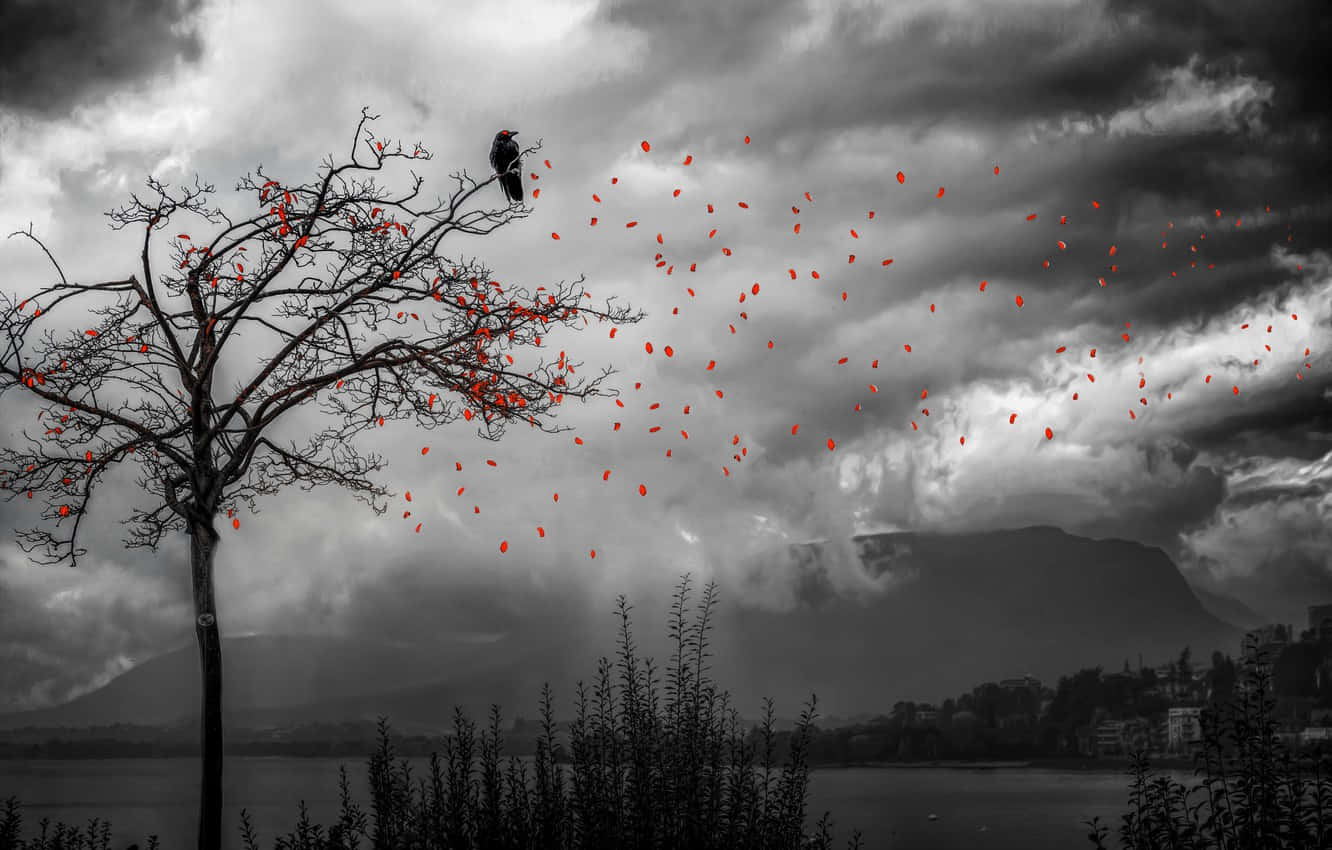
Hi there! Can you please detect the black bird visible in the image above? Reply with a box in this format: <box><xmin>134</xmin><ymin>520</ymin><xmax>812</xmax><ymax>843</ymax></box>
<box><xmin>489</xmin><ymin>129</ymin><xmax>522</xmax><ymax>203</ymax></box>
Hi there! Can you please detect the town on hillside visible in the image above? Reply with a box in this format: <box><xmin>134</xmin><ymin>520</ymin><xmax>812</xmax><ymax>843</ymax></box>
<box><xmin>799</xmin><ymin>603</ymin><xmax>1332</xmax><ymax>765</ymax></box>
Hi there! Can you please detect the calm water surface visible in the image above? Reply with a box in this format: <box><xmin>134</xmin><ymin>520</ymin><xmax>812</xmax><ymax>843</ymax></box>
<box><xmin>1</xmin><ymin>758</ymin><xmax>1182</xmax><ymax>850</ymax></box>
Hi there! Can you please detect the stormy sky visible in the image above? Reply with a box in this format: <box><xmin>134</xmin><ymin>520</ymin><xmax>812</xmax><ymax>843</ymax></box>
<box><xmin>0</xmin><ymin>0</ymin><xmax>1329</xmax><ymax>713</ymax></box>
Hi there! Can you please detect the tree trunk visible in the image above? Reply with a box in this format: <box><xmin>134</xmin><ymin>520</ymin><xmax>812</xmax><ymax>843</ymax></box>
<box><xmin>190</xmin><ymin>519</ymin><xmax>223</xmax><ymax>850</ymax></box>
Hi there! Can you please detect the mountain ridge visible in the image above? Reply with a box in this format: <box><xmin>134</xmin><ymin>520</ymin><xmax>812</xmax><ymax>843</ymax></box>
<box><xmin>0</xmin><ymin>525</ymin><xmax>1245</xmax><ymax>728</ymax></box>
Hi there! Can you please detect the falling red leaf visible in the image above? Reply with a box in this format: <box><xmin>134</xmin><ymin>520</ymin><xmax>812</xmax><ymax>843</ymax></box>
<box><xmin>551</xmin><ymin>232</ymin><xmax>560</xmax><ymax>240</ymax></box>
<box><xmin>937</xmin><ymin>187</ymin><xmax>945</xmax><ymax>198</ymax></box>
<box><xmin>896</xmin><ymin>171</ymin><xmax>905</xmax><ymax>184</ymax></box>
<box><xmin>979</xmin><ymin>280</ymin><xmax>988</xmax><ymax>292</ymax></box>
<box><xmin>683</xmin><ymin>155</ymin><xmax>693</xmax><ymax>165</ymax></box>
<box><xmin>233</xmin><ymin>518</ymin><xmax>240</xmax><ymax>530</ymax></box>
<box><xmin>827</xmin><ymin>438</ymin><xmax>836</xmax><ymax>451</ymax></box>
<box><xmin>641</xmin><ymin>140</ymin><xmax>651</xmax><ymax>152</ymax></box>
<box><xmin>1015</xmin><ymin>295</ymin><xmax>1024</xmax><ymax>308</ymax></box>
<box><xmin>638</xmin><ymin>484</ymin><xmax>647</xmax><ymax>496</ymax></box>
<box><xmin>500</xmin><ymin>540</ymin><xmax>509</xmax><ymax>553</ymax></box>
<box><xmin>882</xmin><ymin>258</ymin><xmax>894</xmax><ymax>266</ymax></box>
<box><xmin>1045</xmin><ymin>427</ymin><xmax>1054</xmax><ymax>440</ymax></box>
<box><xmin>1009</xmin><ymin>413</ymin><xmax>1018</xmax><ymax>424</ymax></box>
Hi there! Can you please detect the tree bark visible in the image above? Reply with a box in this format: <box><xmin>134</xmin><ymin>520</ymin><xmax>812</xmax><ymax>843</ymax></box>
<box><xmin>190</xmin><ymin>519</ymin><xmax>223</xmax><ymax>850</ymax></box>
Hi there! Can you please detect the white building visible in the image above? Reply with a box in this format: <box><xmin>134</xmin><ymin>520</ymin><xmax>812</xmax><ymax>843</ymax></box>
<box><xmin>1167</xmin><ymin>707</ymin><xmax>1202</xmax><ymax>753</ymax></box>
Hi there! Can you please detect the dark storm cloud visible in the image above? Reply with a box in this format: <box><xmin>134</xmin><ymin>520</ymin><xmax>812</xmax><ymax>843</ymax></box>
<box><xmin>1106</xmin><ymin>0</ymin><xmax>1332</xmax><ymax>124</ymax></box>
<box><xmin>0</xmin><ymin>0</ymin><xmax>204</xmax><ymax>117</ymax></box>
<box><xmin>2</xmin><ymin>0</ymin><xmax>1328</xmax><ymax>711</ymax></box>
<box><xmin>1187</xmin><ymin>372</ymin><xmax>1332</xmax><ymax>460</ymax></box>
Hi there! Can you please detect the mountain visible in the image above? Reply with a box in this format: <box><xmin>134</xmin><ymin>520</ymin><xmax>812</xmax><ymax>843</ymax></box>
<box><xmin>0</xmin><ymin>632</ymin><xmax>569</xmax><ymax>734</ymax></box>
<box><xmin>709</xmin><ymin>526</ymin><xmax>1245</xmax><ymax>715</ymax></box>
<box><xmin>0</xmin><ymin>526</ymin><xmax>1245</xmax><ymax>730</ymax></box>
<box><xmin>1188</xmin><ymin>585</ymin><xmax>1267</xmax><ymax>631</ymax></box>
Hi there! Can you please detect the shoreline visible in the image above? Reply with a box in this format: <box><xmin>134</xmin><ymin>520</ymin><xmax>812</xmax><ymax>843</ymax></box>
<box><xmin>814</xmin><ymin>757</ymin><xmax>1198</xmax><ymax>772</ymax></box>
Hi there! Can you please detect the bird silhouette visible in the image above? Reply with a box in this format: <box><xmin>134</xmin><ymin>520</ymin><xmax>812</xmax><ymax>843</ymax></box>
<box><xmin>489</xmin><ymin>129</ymin><xmax>522</xmax><ymax>203</ymax></box>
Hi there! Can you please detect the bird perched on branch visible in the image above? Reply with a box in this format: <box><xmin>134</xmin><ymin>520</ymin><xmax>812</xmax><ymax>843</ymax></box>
<box><xmin>489</xmin><ymin>130</ymin><xmax>522</xmax><ymax>203</ymax></box>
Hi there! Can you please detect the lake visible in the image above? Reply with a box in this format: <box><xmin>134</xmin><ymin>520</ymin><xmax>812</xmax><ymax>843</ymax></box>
<box><xmin>0</xmin><ymin>758</ymin><xmax>1184</xmax><ymax>849</ymax></box>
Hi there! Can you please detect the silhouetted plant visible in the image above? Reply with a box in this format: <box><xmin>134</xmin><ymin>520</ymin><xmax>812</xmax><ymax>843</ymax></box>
<box><xmin>0</xmin><ymin>797</ymin><xmax>159</xmax><ymax>850</ymax></box>
<box><xmin>1085</xmin><ymin>633</ymin><xmax>1332</xmax><ymax>849</ymax></box>
<box><xmin>2</xmin><ymin>576</ymin><xmax>860</xmax><ymax>850</ymax></box>
<box><xmin>236</xmin><ymin>574</ymin><xmax>860</xmax><ymax>849</ymax></box>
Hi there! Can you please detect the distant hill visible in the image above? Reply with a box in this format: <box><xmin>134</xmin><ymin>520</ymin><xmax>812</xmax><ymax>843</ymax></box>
<box><xmin>0</xmin><ymin>526</ymin><xmax>1246</xmax><ymax>730</ymax></box>
<box><xmin>709</xmin><ymin>526</ymin><xmax>1245</xmax><ymax>714</ymax></box>
<box><xmin>0</xmin><ymin>633</ymin><xmax>566</xmax><ymax>734</ymax></box>
<box><xmin>1188</xmin><ymin>585</ymin><xmax>1267</xmax><ymax>631</ymax></box>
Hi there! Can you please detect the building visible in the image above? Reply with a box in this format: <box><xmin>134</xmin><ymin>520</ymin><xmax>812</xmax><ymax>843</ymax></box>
<box><xmin>1310</xmin><ymin>604</ymin><xmax>1332</xmax><ymax>642</ymax></box>
<box><xmin>998</xmin><ymin>675</ymin><xmax>1041</xmax><ymax>692</ymax></box>
<box><xmin>1301</xmin><ymin>727</ymin><xmax>1332</xmax><ymax>749</ymax></box>
<box><xmin>1095</xmin><ymin>720</ymin><xmax>1125</xmax><ymax>755</ymax></box>
<box><xmin>1167</xmin><ymin>707</ymin><xmax>1203</xmax><ymax>753</ymax></box>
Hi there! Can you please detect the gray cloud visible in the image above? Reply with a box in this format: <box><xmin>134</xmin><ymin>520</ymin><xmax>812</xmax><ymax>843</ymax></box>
<box><xmin>0</xmin><ymin>0</ymin><xmax>204</xmax><ymax>118</ymax></box>
<box><xmin>1</xmin><ymin>0</ymin><xmax>1329</xmax><ymax>708</ymax></box>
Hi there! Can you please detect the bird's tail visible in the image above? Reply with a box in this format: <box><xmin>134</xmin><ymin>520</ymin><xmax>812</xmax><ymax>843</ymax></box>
<box><xmin>499</xmin><ymin>171</ymin><xmax>523</xmax><ymax>203</ymax></box>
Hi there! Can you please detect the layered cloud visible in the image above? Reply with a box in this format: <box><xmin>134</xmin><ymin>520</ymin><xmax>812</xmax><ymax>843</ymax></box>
<box><xmin>0</xmin><ymin>0</ymin><xmax>1328</xmax><ymax>707</ymax></box>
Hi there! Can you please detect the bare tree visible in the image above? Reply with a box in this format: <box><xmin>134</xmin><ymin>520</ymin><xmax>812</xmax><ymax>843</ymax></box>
<box><xmin>0</xmin><ymin>109</ymin><xmax>642</xmax><ymax>850</ymax></box>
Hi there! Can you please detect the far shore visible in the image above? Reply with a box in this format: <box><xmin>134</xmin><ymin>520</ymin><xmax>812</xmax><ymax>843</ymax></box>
<box><xmin>817</xmin><ymin>756</ymin><xmax>1199</xmax><ymax>772</ymax></box>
